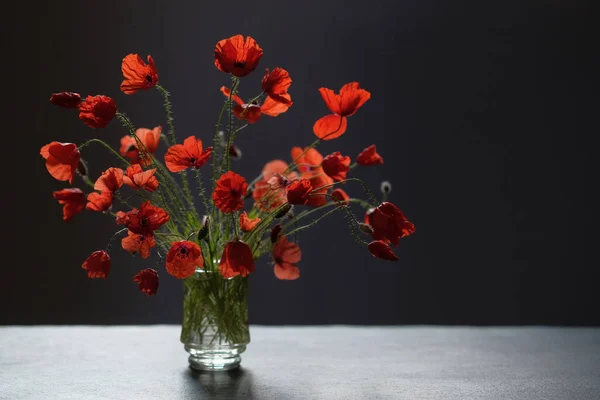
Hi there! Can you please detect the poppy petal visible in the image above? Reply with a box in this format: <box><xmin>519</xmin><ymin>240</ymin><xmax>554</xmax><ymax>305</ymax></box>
<box><xmin>312</xmin><ymin>114</ymin><xmax>348</xmax><ymax>140</ymax></box>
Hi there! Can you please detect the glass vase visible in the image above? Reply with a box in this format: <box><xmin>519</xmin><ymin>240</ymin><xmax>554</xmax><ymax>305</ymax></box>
<box><xmin>180</xmin><ymin>269</ymin><xmax>250</xmax><ymax>371</ymax></box>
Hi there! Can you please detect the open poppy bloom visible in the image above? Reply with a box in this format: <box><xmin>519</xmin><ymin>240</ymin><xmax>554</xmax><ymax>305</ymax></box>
<box><xmin>120</xmin><ymin>54</ymin><xmax>159</xmax><ymax>94</ymax></box>
<box><xmin>121</xmin><ymin>230</ymin><xmax>156</xmax><ymax>259</ymax></box>
<box><xmin>219</xmin><ymin>240</ymin><xmax>255</xmax><ymax>279</ymax></box>
<box><xmin>330</xmin><ymin>188</ymin><xmax>350</xmax><ymax>205</ymax></box>
<box><xmin>132</xmin><ymin>268</ymin><xmax>159</xmax><ymax>296</ymax></box>
<box><xmin>313</xmin><ymin>82</ymin><xmax>370</xmax><ymax>140</ymax></box>
<box><xmin>123</xmin><ymin>201</ymin><xmax>170</xmax><ymax>236</ymax></box>
<box><xmin>272</xmin><ymin>236</ymin><xmax>301</xmax><ymax>280</ymax></box>
<box><xmin>165</xmin><ymin>241</ymin><xmax>203</xmax><ymax>279</ymax></box>
<box><xmin>40</xmin><ymin>142</ymin><xmax>80</xmax><ymax>184</ymax></box>
<box><xmin>240</xmin><ymin>212</ymin><xmax>261</xmax><ymax>232</ymax></box>
<box><xmin>165</xmin><ymin>136</ymin><xmax>213</xmax><ymax>173</ymax></box>
<box><xmin>78</xmin><ymin>95</ymin><xmax>117</xmax><ymax>128</ymax></box>
<box><xmin>94</xmin><ymin>167</ymin><xmax>124</xmax><ymax>193</ymax></box>
<box><xmin>122</xmin><ymin>164</ymin><xmax>158</xmax><ymax>192</ymax></box>
<box><xmin>220</xmin><ymin>86</ymin><xmax>290</xmax><ymax>124</ymax></box>
<box><xmin>303</xmin><ymin>170</ymin><xmax>333</xmax><ymax>207</ymax></box>
<box><xmin>50</xmin><ymin>92</ymin><xmax>81</xmax><ymax>108</ymax></box>
<box><xmin>367</xmin><ymin>240</ymin><xmax>398</xmax><ymax>261</ymax></box>
<box><xmin>212</xmin><ymin>171</ymin><xmax>248</xmax><ymax>213</ymax></box>
<box><xmin>357</xmin><ymin>145</ymin><xmax>384</xmax><ymax>166</ymax></box>
<box><xmin>365</xmin><ymin>202</ymin><xmax>415</xmax><ymax>246</ymax></box>
<box><xmin>322</xmin><ymin>151</ymin><xmax>351</xmax><ymax>182</ymax></box>
<box><xmin>262</xmin><ymin>67</ymin><xmax>293</xmax><ymax>106</ymax></box>
<box><xmin>86</xmin><ymin>191</ymin><xmax>113</xmax><ymax>212</ymax></box>
<box><xmin>81</xmin><ymin>250</ymin><xmax>111</xmax><ymax>279</ymax></box>
<box><xmin>290</xmin><ymin>147</ymin><xmax>333</xmax><ymax>207</ymax></box>
<box><xmin>119</xmin><ymin>126</ymin><xmax>162</xmax><ymax>166</ymax></box>
<box><xmin>53</xmin><ymin>188</ymin><xmax>86</xmax><ymax>221</ymax></box>
<box><xmin>214</xmin><ymin>34</ymin><xmax>264</xmax><ymax>77</ymax></box>
<box><xmin>286</xmin><ymin>179</ymin><xmax>312</xmax><ymax>205</ymax></box>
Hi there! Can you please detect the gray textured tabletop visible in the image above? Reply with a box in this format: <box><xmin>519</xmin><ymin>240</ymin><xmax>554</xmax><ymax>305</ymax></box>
<box><xmin>1</xmin><ymin>326</ymin><xmax>599</xmax><ymax>399</ymax></box>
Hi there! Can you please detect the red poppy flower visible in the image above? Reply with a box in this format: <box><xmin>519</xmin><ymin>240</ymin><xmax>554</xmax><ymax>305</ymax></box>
<box><xmin>322</xmin><ymin>152</ymin><xmax>351</xmax><ymax>182</ymax></box>
<box><xmin>119</xmin><ymin>126</ymin><xmax>161</xmax><ymax>165</ymax></box>
<box><xmin>121</xmin><ymin>230</ymin><xmax>156</xmax><ymax>259</ymax></box>
<box><xmin>270</xmin><ymin>224</ymin><xmax>282</xmax><ymax>243</ymax></box>
<box><xmin>212</xmin><ymin>171</ymin><xmax>248</xmax><ymax>213</ymax></box>
<box><xmin>365</xmin><ymin>202</ymin><xmax>415</xmax><ymax>246</ymax></box>
<box><xmin>290</xmin><ymin>147</ymin><xmax>323</xmax><ymax>173</ymax></box>
<box><xmin>53</xmin><ymin>188</ymin><xmax>85</xmax><ymax>221</ymax></box>
<box><xmin>253</xmin><ymin>160</ymin><xmax>298</xmax><ymax>211</ymax></box>
<box><xmin>367</xmin><ymin>240</ymin><xmax>398</xmax><ymax>261</ymax></box>
<box><xmin>302</xmin><ymin>169</ymin><xmax>334</xmax><ymax>208</ymax></box>
<box><xmin>86</xmin><ymin>191</ymin><xmax>113</xmax><ymax>212</ymax></box>
<box><xmin>115</xmin><ymin>211</ymin><xmax>127</xmax><ymax>225</ymax></box>
<box><xmin>219</xmin><ymin>240</ymin><xmax>255</xmax><ymax>279</ymax></box>
<box><xmin>81</xmin><ymin>250</ymin><xmax>111</xmax><ymax>279</ymax></box>
<box><xmin>220</xmin><ymin>86</ymin><xmax>291</xmax><ymax>124</ymax></box>
<box><xmin>357</xmin><ymin>145</ymin><xmax>383</xmax><ymax>166</ymax></box>
<box><xmin>40</xmin><ymin>142</ymin><xmax>80</xmax><ymax>184</ymax></box>
<box><xmin>120</xmin><ymin>54</ymin><xmax>159</xmax><ymax>94</ymax></box>
<box><xmin>313</xmin><ymin>82</ymin><xmax>371</xmax><ymax>140</ymax></box>
<box><xmin>166</xmin><ymin>241</ymin><xmax>203</xmax><ymax>279</ymax></box>
<box><xmin>214</xmin><ymin>34</ymin><xmax>264</xmax><ymax>77</ymax></box>
<box><xmin>272</xmin><ymin>236</ymin><xmax>301</xmax><ymax>280</ymax></box>
<box><xmin>262</xmin><ymin>67</ymin><xmax>293</xmax><ymax>106</ymax></box>
<box><xmin>122</xmin><ymin>164</ymin><xmax>158</xmax><ymax>192</ymax></box>
<box><xmin>78</xmin><ymin>95</ymin><xmax>117</xmax><ymax>128</ymax></box>
<box><xmin>49</xmin><ymin>92</ymin><xmax>81</xmax><ymax>108</ymax></box>
<box><xmin>94</xmin><ymin>167</ymin><xmax>124</xmax><ymax>193</ymax></box>
<box><xmin>132</xmin><ymin>268</ymin><xmax>159</xmax><ymax>296</ymax></box>
<box><xmin>123</xmin><ymin>201</ymin><xmax>170</xmax><ymax>236</ymax></box>
<box><xmin>240</xmin><ymin>212</ymin><xmax>261</xmax><ymax>232</ymax></box>
<box><xmin>164</xmin><ymin>136</ymin><xmax>213</xmax><ymax>173</ymax></box>
<box><xmin>330</xmin><ymin>188</ymin><xmax>350</xmax><ymax>205</ymax></box>
<box><xmin>286</xmin><ymin>179</ymin><xmax>312</xmax><ymax>205</ymax></box>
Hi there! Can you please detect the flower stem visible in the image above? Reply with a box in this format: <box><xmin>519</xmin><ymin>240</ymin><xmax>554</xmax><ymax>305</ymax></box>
<box><xmin>78</xmin><ymin>139</ymin><xmax>130</xmax><ymax>167</ymax></box>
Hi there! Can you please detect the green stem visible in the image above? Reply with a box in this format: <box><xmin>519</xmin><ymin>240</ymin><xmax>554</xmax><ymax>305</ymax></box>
<box><xmin>194</xmin><ymin>168</ymin><xmax>211</xmax><ymax>214</ymax></box>
<box><xmin>155</xmin><ymin>84</ymin><xmax>177</xmax><ymax>146</ymax></box>
<box><xmin>78</xmin><ymin>139</ymin><xmax>130</xmax><ymax>167</ymax></box>
<box><xmin>224</xmin><ymin>77</ymin><xmax>240</xmax><ymax>172</ymax></box>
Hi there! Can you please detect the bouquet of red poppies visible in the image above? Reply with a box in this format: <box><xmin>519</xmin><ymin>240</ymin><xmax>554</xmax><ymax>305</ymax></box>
<box><xmin>40</xmin><ymin>34</ymin><xmax>415</xmax><ymax>298</ymax></box>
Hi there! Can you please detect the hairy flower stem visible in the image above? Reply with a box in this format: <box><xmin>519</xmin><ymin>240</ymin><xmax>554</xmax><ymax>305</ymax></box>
<box><xmin>224</xmin><ymin>77</ymin><xmax>240</xmax><ymax>172</ymax></box>
<box><xmin>155</xmin><ymin>84</ymin><xmax>177</xmax><ymax>146</ymax></box>
<box><xmin>78</xmin><ymin>139</ymin><xmax>130</xmax><ymax>167</ymax></box>
<box><xmin>193</xmin><ymin>169</ymin><xmax>211</xmax><ymax>215</ymax></box>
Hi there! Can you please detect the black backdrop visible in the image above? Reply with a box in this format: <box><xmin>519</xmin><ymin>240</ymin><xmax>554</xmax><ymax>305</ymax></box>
<box><xmin>1</xmin><ymin>1</ymin><xmax>597</xmax><ymax>325</ymax></box>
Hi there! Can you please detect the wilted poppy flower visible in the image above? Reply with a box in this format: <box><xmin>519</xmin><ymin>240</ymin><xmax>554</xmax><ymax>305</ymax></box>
<box><xmin>165</xmin><ymin>136</ymin><xmax>213</xmax><ymax>173</ymax></box>
<box><xmin>270</xmin><ymin>224</ymin><xmax>282</xmax><ymax>243</ymax></box>
<box><xmin>240</xmin><ymin>211</ymin><xmax>261</xmax><ymax>232</ymax></box>
<box><xmin>322</xmin><ymin>151</ymin><xmax>351</xmax><ymax>182</ymax></box>
<box><xmin>81</xmin><ymin>250</ymin><xmax>111</xmax><ymax>279</ymax></box>
<box><xmin>357</xmin><ymin>145</ymin><xmax>383</xmax><ymax>166</ymax></box>
<box><xmin>122</xmin><ymin>164</ymin><xmax>158</xmax><ymax>192</ymax></box>
<box><xmin>123</xmin><ymin>201</ymin><xmax>170</xmax><ymax>236</ymax></box>
<box><xmin>86</xmin><ymin>191</ymin><xmax>113</xmax><ymax>212</ymax></box>
<box><xmin>219</xmin><ymin>240</ymin><xmax>255</xmax><ymax>278</ymax></box>
<box><xmin>267</xmin><ymin>173</ymin><xmax>289</xmax><ymax>190</ymax></box>
<box><xmin>53</xmin><ymin>188</ymin><xmax>86</xmax><ymax>221</ymax></box>
<box><xmin>132</xmin><ymin>268</ymin><xmax>159</xmax><ymax>296</ymax></box>
<box><xmin>214</xmin><ymin>34</ymin><xmax>263</xmax><ymax>77</ymax></box>
<box><xmin>273</xmin><ymin>236</ymin><xmax>301</xmax><ymax>280</ymax></box>
<box><xmin>78</xmin><ymin>95</ymin><xmax>117</xmax><ymax>128</ymax></box>
<box><xmin>365</xmin><ymin>202</ymin><xmax>415</xmax><ymax>246</ymax></box>
<box><xmin>166</xmin><ymin>241</ymin><xmax>203</xmax><ymax>279</ymax></box>
<box><xmin>121</xmin><ymin>230</ymin><xmax>156</xmax><ymax>259</ymax></box>
<box><xmin>313</xmin><ymin>82</ymin><xmax>370</xmax><ymax>140</ymax></box>
<box><xmin>253</xmin><ymin>160</ymin><xmax>298</xmax><ymax>211</ymax></box>
<box><xmin>212</xmin><ymin>171</ymin><xmax>248</xmax><ymax>213</ymax></box>
<box><xmin>49</xmin><ymin>92</ymin><xmax>81</xmax><ymax>108</ymax></box>
<box><xmin>330</xmin><ymin>188</ymin><xmax>350</xmax><ymax>205</ymax></box>
<box><xmin>115</xmin><ymin>211</ymin><xmax>127</xmax><ymax>225</ymax></box>
<box><xmin>94</xmin><ymin>167</ymin><xmax>124</xmax><ymax>193</ymax></box>
<box><xmin>262</xmin><ymin>67</ymin><xmax>293</xmax><ymax>106</ymax></box>
<box><xmin>120</xmin><ymin>54</ymin><xmax>159</xmax><ymax>94</ymax></box>
<box><xmin>40</xmin><ymin>142</ymin><xmax>80</xmax><ymax>184</ymax></box>
<box><xmin>286</xmin><ymin>179</ymin><xmax>312</xmax><ymax>205</ymax></box>
<box><xmin>290</xmin><ymin>147</ymin><xmax>323</xmax><ymax>173</ymax></box>
<box><xmin>367</xmin><ymin>240</ymin><xmax>398</xmax><ymax>261</ymax></box>
<box><xmin>220</xmin><ymin>86</ymin><xmax>291</xmax><ymax>124</ymax></box>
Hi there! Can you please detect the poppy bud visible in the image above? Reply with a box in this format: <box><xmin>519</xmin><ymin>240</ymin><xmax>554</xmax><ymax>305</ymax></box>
<box><xmin>49</xmin><ymin>92</ymin><xmax>82</xmax><ymax>108</ymax></box>
<box><xmin>197</xmin><ymin>216</ymin><xmax>210</xmax><ymax>241</ymax></box>
<box><xmin>274</xmin><ymin>203</ymin><xmax>292</xmax><ymax>219</ymax></box>
<box><xmin>359</xmin><ymin>223</ymin><xmax>374</xmax><ymax>234</ymax></box>
<box><xmin>77</xmin><ymin>159</ymin><xmax>88</xmax><ymax>177</ymax></box>
<box><xmin>380</xmin><ymin>181</ymin><xmax>392</xmax><ymax>194</ymax></box>
<box><xmin>229</xmin><ymin>144</ymin><xmax>242</xmax><ymax>160</ymax></box>
<box><xmin>270</xmin><ymin>224</ymin><xmax>282</xmax><ymax>243</ymax></box>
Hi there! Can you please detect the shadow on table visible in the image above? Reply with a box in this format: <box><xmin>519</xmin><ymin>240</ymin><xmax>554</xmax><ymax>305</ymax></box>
<box><xmin>183</xmin><ymin>367</ymin><xmax>255</xmax><ymax>398</ymax></box>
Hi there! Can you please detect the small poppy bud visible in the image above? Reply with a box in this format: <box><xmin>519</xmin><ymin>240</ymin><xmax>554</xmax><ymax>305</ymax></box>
<box><xmin>77</xmin><ymin>159</ymin><xmax>88</xmax><ymax>177</ymax></box>
<box><xmin>359</xmin><ymin>223</ymin><xmax>374</xmax><ymax>234</ymax></box>
<box><xmin>380</xmin><ymin>181</ymin><xmax>392</xmax><ymax>194</ymax></box>
<box><xmin>270</xmin><ymin>224</ymin><xmax>282</xmax><ymax>243</ymax></box>
<box><xmin>274</xmin><ymin>203</ymin><xmax>292</xmax><ymax>218</ymax></box>
<box><xmin>50</xmin><ymin>92</ymin><xmax>82</xmax><ymax>108</ymax></box>
<box><xmin>197</xmin><ymin>215</ymin><xmax>210</xmax><ymax>241</ymax></box>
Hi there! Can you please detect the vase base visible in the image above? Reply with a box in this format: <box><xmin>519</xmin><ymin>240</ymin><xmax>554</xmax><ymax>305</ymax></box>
<box><xmin>188</xmin><ymin>354</ymin><xmax>241</xmax><ymax>371</ymax></box>
<box><xmin>185</xmin><ymin>344</ymin><xmax>246</xmax><ymax>371</ymax></box>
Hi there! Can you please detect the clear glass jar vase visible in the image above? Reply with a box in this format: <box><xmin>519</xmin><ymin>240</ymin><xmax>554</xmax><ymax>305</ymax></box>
<box><xmin>180</xmin><ymin>269</ymin><xmax>250</xmax><ymax>371</ymax></box>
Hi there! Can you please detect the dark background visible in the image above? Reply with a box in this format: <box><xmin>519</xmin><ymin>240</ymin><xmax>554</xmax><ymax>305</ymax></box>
<box><xmin>1</xmin><ymin>1</ymin><xmax>597</xmax><ymax>325</ymax></box>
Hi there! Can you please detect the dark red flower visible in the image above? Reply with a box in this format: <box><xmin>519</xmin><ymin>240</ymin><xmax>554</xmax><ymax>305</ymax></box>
<box><xmin>123</xmin><ymin>201</ymin><xmax>170</xmax><ymax>236</ymax></box>
<box><xmin>330</xmin><ymin>188</ymin><xmax>350</xmax><ymax>205</ymax></box>
<box><xmin>240</xmin><ymin>212</ymin><xmax>261</xmax><ymax>232</ymax></box>
<box><xmin>220</xmin><ymin>86</ymin><xmax>290</xmax><ymax>124</ymax></box>
<box><xmin>219</xmin><ymin>240</ymin><xmax>254</xmax><ymax>279</ymax></box>
<box><xmin>53</xmin><ymin>188</ymin><xmax>85</xmax><ymax>221</ymax></box>
<box><xmin>122</xmin><ymin>164</ymin><xmax>158</xmax><ymax>192</ymax></box>
<box><xmin>322</xmin><ymin>151</ymin><xmax>351</xmax><ymax>182</ymax></box>
<box><xmin>133</xmin><ymin>268</ymin><xmax>159</xmax><ymax>296</ymax></box>
<box><xmin>212</xmin><ymin>171</ymin><xmax>248</xmax><ymax>213</ymax></box>
<box><xmin>164</xmin><ymin>136</ymin><xmax>213</xmax><ymax>172</ymax></box>
<box><xmin>365</xmin><ymin>202</ymin><xmax>415</xmax><ymax>246</ymax></box>
<box><xmin>94</xmin><ymin>167</ymin><xmax>124</xmax><ymax>193</ymax></box>
<box><xmin>313</xmin><ymin>82</ymin><xmax>370</xmax><ymax>140</ymax></box>
<box><xmin>78</xmin><ymin>95</ymin><xmax>116</xmax><ymax>128</ymax></box>
<box><xmin>286</xmin><ymin>179</ymin><xmax>312</xmax><ymax>205</ymax></box>
<box><xmin>262</xmin><ymin>67</ymin><xmax>293</xmax><ymax>106</ymax></box>
<box><xmin>166</xmin><ymin>241</ymin><xmax>203</xmax><ymax>279</ymax></box>
<box><xmin>270</xmin><ymin>224</ymin><xmax>282</xmax><ymax>243</ymax></box>
<box><xmin>81</xmin><ymin>250</ymin><xmax>111</xmax><ymax>279</ymax></box>
<box><xmin>86</xmin><ymin>191</ymin><xmax>113</xmax><ymax>212</ymax></box>
<box><xmin>40</xmin><ymin>142</ymin><xmax>80</xmax><ymax>184</ymax></box>
<box><xmin>272</xmin><ymin>236</ymin><xmax>301</xmax><ymax>280</ymax></box>
<box><xmin>49</xmin><ymin>92</ymin><xmax>81</xmax><ymax>108</ymax></box>
<box><xmin>120</xmin><ymin>54</ymin><xmax>159</xmax><ymax>94</ymax></box>
<box><xmin>214</xmin><ymin>35</ymin><xmax>264</xmax><ymax>77</ymax></box>
<box><xmin>357</xmin><ymin>145</ymin><xmax>383</xmax><ymax>166</ymax></box>
<box><xmin>367</xmin><ymin>240</ymin><xmax>398</xmax><ymax>261</ymax></box>
<box><xmin>121</xmin><ymin>230</ymin><xmax>156</xmax><ymax>259</ymax></box>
